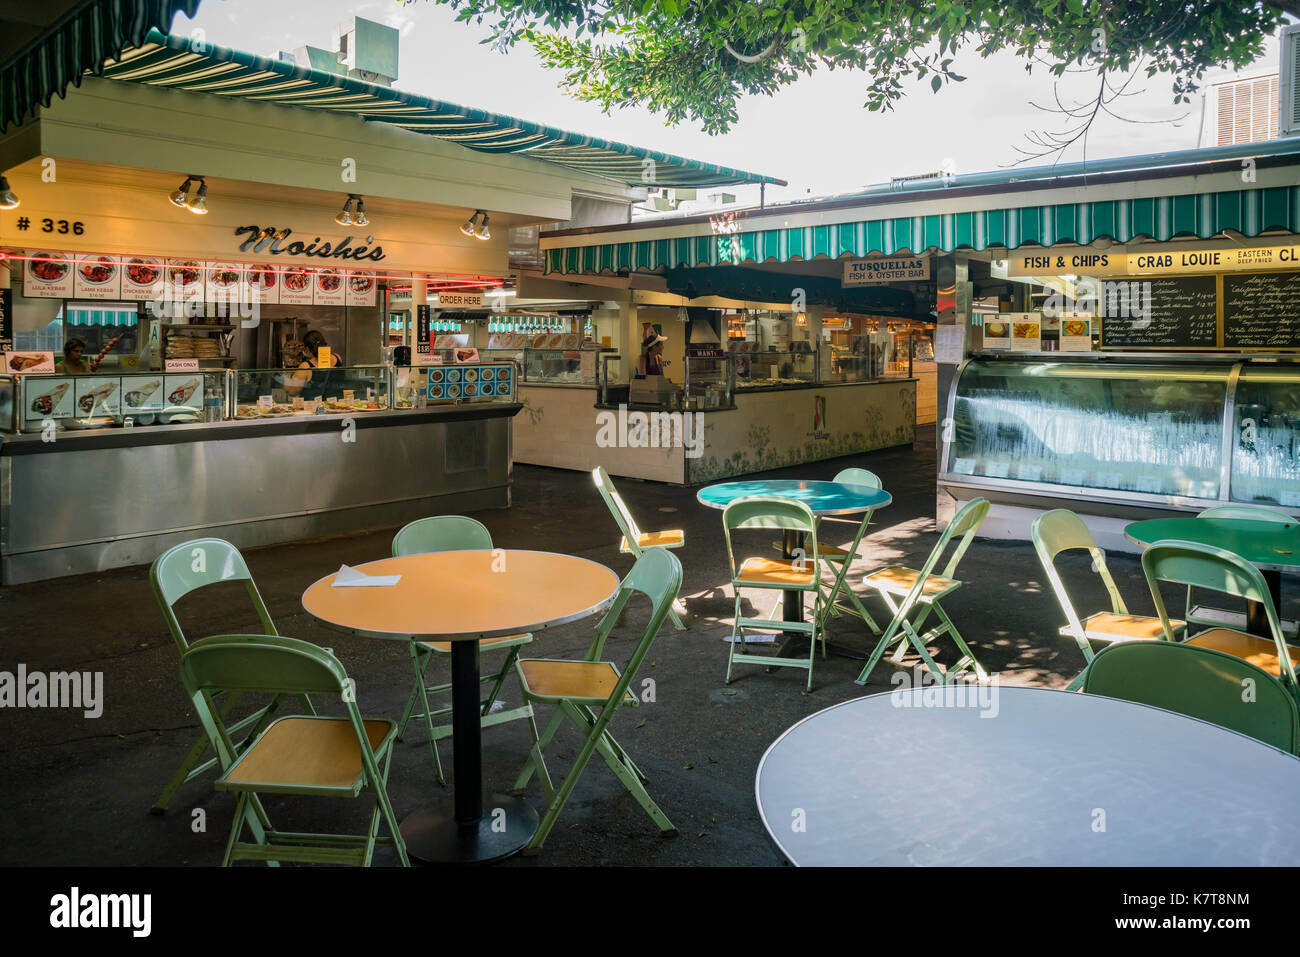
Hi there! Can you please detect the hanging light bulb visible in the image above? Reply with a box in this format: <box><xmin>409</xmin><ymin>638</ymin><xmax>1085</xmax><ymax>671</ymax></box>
<box><xmin>168</xmin><ymin>176</ymin><xmax>193</xmax><ymax>208</ymax></box>
<box><xmin>474</xmin><ymin>212</ymin><xmax>491</xmax><ymax>241</ymax></box>
<box><xmin>460</xmin><ymin>210</ymin><xmax>483</xmax><ymax>237</ymax></box>
<box><xmin>334</xmin><ymin>196</ymin><xmax>354</xmax><ymax>226</ymax></box>
<box><xmin>351</xmin><ymin>196</ymin><xmax>369</xmax><ymax>227</ymax></box>
<box><xmin>0</xmin><ymin>175</ymin><xmax>20</xmax><ymax>210</ymax></box>
<box><xmin>186</xmin><ymin>180</ymin><xmax>208</xmax><ymax>215</ymax></box>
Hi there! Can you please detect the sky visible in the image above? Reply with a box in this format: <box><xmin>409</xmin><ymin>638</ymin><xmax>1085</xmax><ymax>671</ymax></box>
<box><xmin>176</xmin><ymin>0</ymin><xmax>1286</xmax><ymax>206</ymax></box>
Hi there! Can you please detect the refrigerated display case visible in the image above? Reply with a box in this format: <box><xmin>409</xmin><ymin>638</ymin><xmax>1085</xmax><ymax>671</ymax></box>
<box><xmin>734</xmin><ymin>348</ymin><xmax>818</xmax><ymax>390</ymax></box>
<box><xmin>940</xmin><ymin>354</ymin><xmax>1300</xmax><ymax>513</ymax></box>
<box><xmin>234</xmin><ymin>365</ymin><xmax>389</xmax><ymax>417</ymax></box>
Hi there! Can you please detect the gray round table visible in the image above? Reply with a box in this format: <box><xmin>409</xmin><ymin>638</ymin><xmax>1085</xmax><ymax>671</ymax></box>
<box><xmin>756</xmin><ymin>686</ymin><xmax>1300</xmax><ymax>866</ymax></box>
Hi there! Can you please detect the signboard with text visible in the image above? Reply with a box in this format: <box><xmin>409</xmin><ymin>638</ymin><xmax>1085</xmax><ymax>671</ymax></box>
<box><xmin>843</xmin><ymin>256</ymin><xmax>930</xmax><ymax>285</ymax></box>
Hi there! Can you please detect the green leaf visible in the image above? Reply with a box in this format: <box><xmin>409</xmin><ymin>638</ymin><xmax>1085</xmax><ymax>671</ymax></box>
<box><xmin>931</xmin><ymin>74</ymin><xmax>943</xmax><ymax>92</ymax></box>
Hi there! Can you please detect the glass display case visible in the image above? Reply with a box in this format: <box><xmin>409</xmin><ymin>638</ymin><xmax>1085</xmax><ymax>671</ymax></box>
<box><xmin>733</xmin><ymin>347</ymin><xmax>819</xmax><ymax>390</ymax></box>
<box><xmin>826</xmin><ymin>332</ymin><xmax>899</xmax><ymax>383</ymax></box>
<box><xmin>1230</xmin><ymin>365</ymin><xmax>1300</xmax><ymax>508</ymax></box>
<box><xmin>522</xmin><ymin>347</ymin><xmax>598</xmax><ymax>385</ymax></box>
<box><xmin>234</xmin><ymin>365</ymin><xmax>389</xmax><ymax>418</ymax></box>
<box><xmin>943</xmin><ymin>357</ymin><xmax>1231</xmax><ymax>503</ymax></box>
<box><xmin>683</xmin><ymin>352</ymin><xmax>735</xmax><ymax>409</ymax></box>
<box><xmin>16</xmin><ymin>370</ymin><xmax>229</xmax><ymax>430</ymax></box>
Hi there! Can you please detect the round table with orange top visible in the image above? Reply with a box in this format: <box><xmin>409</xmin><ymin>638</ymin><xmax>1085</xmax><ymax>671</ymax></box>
<box><xmin>303</xmin><ymin>549</ymin><xmax>620</xmax><ymax>864</ymax></box>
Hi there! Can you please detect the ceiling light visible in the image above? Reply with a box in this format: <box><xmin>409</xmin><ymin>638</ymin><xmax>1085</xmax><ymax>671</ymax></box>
<box><xmin>168</xmin><ymin>177</ymin><xmax>194</xmax><ymax>208</ymax></box>
<box><xmin>186</xmin><ymin>180</ymin><xmax>208</xmax><ymax>215</ymax></box>
<box><xmin>0</xmin><ymin>175</ymin><xmax>18</xmax><ymax>210</ymax></box>
<box><xmin>335</xmin><ymin>196</ymin><xmax>354</xmax><ymax>226</ymax></box>
<box><xmin>351</xmin><ymin>196</ymin><xmax>369</xmax><ymax>227</ymax></box>
<box><xmin>461</xmin><ymin>209</ymin><xmax>487</xmax><ymax>238</ymax></box>
<box><xmin>474</xmin><ymin>212</ymin><xmax>491</xmax><ymax>241</ymax></box>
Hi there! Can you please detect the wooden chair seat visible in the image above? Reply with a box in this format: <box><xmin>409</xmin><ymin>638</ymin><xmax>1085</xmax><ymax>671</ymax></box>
<box><xmin>419</xmin><ymin>633</ymin><xmax>532</xmax><ymax>654</ymax></box>
<box><xmin>518</xmin><ymin>658</ymin><xmax>636</xmax><ymax>704</ymax></box>
<box><xmin>219</xmin><ymin>716</ymin><xmax>394</xmax><ymax>793</ymax></box>
<box><xmin>1063</xmin><ymin>612</ymin><xmax>1186</xmax><ymax>643</ymax></box>
<box><xmin>737</xmin><ymin>556</ymin><xmax>817</xmax><ymax>587</ymax></box>
<box><xmin>864</xmin><ymin>565</ymin><xmax>960</xmax><ymax>602</ymax></box>
<box><xmin>619</xmin><ymin>529</ymin><xmax>684</xmax><ymax>552</ymax></box>
<box><xmin>1187</xmin><ymin>628</ymin><xmax>1300</xmax><ymax>677</ymax></box>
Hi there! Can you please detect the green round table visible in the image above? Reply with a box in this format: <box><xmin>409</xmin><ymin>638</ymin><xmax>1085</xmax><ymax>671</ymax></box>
<box><xmin>1125</xmin><ymin>517</ymin><xmax>1300</xmax><ymax>637</ymax></box>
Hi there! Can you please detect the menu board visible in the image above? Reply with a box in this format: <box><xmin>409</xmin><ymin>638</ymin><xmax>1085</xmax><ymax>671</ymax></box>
<box><xmin>246</xmin><ymin>264</ymin><xmax>279</xmax><ymax>305</ymax></box>
<box><xmin>166</xmin><ymin>259</ymin><xmax>205</xmax><ymax>309</ymax></box>
<box><xmin>25</xmin><ymin>378</ymin><xmax>74</xmax><ymax>421</ymax></box>
<box><xmin>345</xmin><ymin>271</ymin><xmax>377</xmax><ymax>306</ymax></box>
<box><xmin>75</xmin><ymin>377</ymin><xmax>122</xmax><ymax>416</ymax></box>
<box><xmin>23</xmin><ymin>251</ymin><xmax>74</xmax><ymax>297</ymax></box>
<box><xmin>163</xmin><ymin>375</ymin><xmax>203</xmax><ymax>409</ymax></box>
<box><xmin>121</xmin><ymin>376</ymin><xmax>165</xmax><ymax>411</ymax></box>
<box><xmin>120</xmin><ymin>257</ymin><xmax>166</xmax><ymax>302</ymax></box>
<box><xmin>1224</xmin><ymin>271</ymin><xmax>1300</xmax><ymax>348</ymax></box>
<box><xmin>72</xmin><ymin>254</ymin><xmax>123</xmax><ymax>300</ymax></box>
<box><xmin>0</xmin><ymin>287</ymin><xmax>11</xmax><ymax>351</ymax></box>
<box><xmin>205</xmin><ymin>262</ymin><xmax>245</xmax><ymax>305</ymax></box>
<box><xmin>314</xmin><ymin>268</ymin><xmax>346</xmax><ymax>305</ymax></box>
<box><xmin>1099</xmin><ymin>275</ymin><xmax>1217</xmax><ymax>348</ymax></box>
<box><xmin>280</xmin><ymin>266</ymin><xmax>315</xmax><ymax>305</ymax></box>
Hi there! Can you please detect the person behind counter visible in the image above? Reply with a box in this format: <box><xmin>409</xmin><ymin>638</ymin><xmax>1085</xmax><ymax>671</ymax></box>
<box><xmin>285</xmin><ymin>330</ymin><xmax>343</xmax><ymax>399</ymax></box>
<box><xmin>57</xmin><ymin>338</ymin><xmax>91</xmax><ymax>375</ymax></box>
<box><xmin>637</xmin><ymin>330</ymin><xmax>669</xmax><ymax>377</ymax></box>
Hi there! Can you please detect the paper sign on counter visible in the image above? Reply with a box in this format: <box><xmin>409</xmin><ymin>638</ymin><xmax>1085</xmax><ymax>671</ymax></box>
<box><xmin>332</xmin><ymin>564</ymin><xmax>402</xmax><ymax>587</ymax></box>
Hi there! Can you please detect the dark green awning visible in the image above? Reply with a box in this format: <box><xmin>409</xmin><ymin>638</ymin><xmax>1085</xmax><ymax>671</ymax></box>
<box><xmin>95</xmin><ymin>30</ymin><xmax>784</xmax><ymax>189</ymax></box>
<box><xmin>0</xmin><ymin>0</ymin><xmax>201</xmax><ymax>133</ymax></box>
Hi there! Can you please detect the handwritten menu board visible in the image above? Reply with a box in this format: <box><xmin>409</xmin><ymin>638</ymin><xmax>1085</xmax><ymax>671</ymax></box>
<box><xmin>1224</xmin><ymin>271</ymin><xmax>1300</xmax><ymax>348</ymax></box>
<box><xmin>1099</xmin><ymin>275</ymin><xmax>1217</xmax><ymax>349</ymax></box>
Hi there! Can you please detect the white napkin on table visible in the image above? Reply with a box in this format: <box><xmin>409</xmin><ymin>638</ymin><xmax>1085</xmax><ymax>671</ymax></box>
<box><xmin>331</xmin><ymin>564</ymin><xmax>401</xmax><ymax>587</ymax></box>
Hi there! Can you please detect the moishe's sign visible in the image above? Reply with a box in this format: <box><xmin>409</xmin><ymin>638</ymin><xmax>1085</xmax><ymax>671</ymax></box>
<box><xmin>234</xmin><ymin>226</ymin><xmax>386</xmax><ymax>262</ymax></box>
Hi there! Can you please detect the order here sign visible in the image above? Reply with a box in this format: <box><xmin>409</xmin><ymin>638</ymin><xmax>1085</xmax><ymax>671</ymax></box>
<box><xmin>843</xmin><ymin>256</ymin><xmax>930</xmax><ymax>285</ymax></box>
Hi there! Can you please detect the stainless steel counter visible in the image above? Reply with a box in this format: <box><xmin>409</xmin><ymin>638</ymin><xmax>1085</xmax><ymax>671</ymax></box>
<box><xmin>0</xmin><ymin>403</ymin><xmax>521</xmax><ymax>584</ymax></box>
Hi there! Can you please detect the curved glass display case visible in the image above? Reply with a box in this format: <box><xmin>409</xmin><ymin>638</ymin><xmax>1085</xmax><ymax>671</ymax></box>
<box><xmin>943</xmin><ymin>357</ymin><xmax>1232</xmax><ymax>504</ymax></box>
<box><xmin>733</xmin><ymin>348</ymin><xmax>818</xmax><ymax>389</ymax></box>
<box><xmin>1230</xmin><ymin>366</ymin><xmax>1300</xmax><ymax>508</ymax></box>
<box><xmin>235</xmin><ymin>365</ymin><xmax>389</xmax><ymax>417</ymax></box>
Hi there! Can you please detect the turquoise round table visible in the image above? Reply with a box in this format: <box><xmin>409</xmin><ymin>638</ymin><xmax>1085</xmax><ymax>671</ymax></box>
<box><xmin>698</xmin><ymin>480</ymin><xmax>892</xmax><ymax>631</ymax></box>
<box><xmin>1125</xmin><ymin>517</ymin><xmax>1300</xmax><ymax>637</ymax></box>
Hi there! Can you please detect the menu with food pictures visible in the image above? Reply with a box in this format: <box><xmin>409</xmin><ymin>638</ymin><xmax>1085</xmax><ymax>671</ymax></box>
<box><xmin>163</xmin><ymin>375</ymin><xmax>204</xmax><ymax>410</ymax></box>
<box><xmin>120</xmin><ymin>256</ymin><xmax>167</xmax><ymax>301</ymax></box>
<box><xmin>121</xmin><ymin>376</ymin><xmax>165</xmax><ymax>411</ymax></box>
<box><xmin>75</xmin><ymin>377</ymin><xmax>122</xmax><ymax>416</ymax></box>
<box><xmin>245</xmin><ymin>264</ymin><xmax>280</xmax><ymax>305</ymax></box>
<box><xmin>313</xmin><ymin>268</ymin><xmax>346</xmax><ymax>306</ymax></box>
<box><xmin>23</xmin><ymin>251</ymin><xmax>74</xmax><ymax>298</ymax></box>
<box><xmin>1059</xmin><ymin>315</ymin><xmax>1094</xmax><ymax>352</ymax></box>
<box><xmin>280</xmin><ymin>266</ymin><xmax>315</xmax><ymax>305</ymax></box>
<box><xmin>982</xmin><ymin>317</ymin><xmax>1011</xmax><ymax>350</ymax></box>
<box><xmin>205</xmin><ymin>262</ymin><xmax>245</xmax><ymax>305</ymax></box>
<box><xmin>73</xmin><ymin>254</ymin><xmax>123</xmax><ymax>300</ymax></box>
<box><xmin>4</xmin><ymin>351</ymin><xmax>56</xmax><ymax>374</ymax></box>
<box><xmin>26</xmin><ymin>377</ymin><xmax>74</xmax><ymax>421</ymax></box>
<box><xmin>344</xmin><ymin>271</ymin><xmax>377</xmax><ymax>307</ymax></box>
<box><xmin>166</xmin><ymin>259</ymin><xmax>205</xmax><ymax>307</ymax></box>
<box><xmin>1010</xmin><ymin>315</ymin><xmax>1042</xmax><ymax>352</ymax></box>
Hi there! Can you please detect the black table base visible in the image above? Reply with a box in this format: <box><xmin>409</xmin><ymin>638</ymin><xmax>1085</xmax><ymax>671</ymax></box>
<box><xmin>1246</xmin><ymin>569</ymin><xmax>1284</xmax><ymax>638</ymax></box>
<box><xmin>400</xmin><ymin>639</ymin><xmax>539</xmax><ymax>864</ymax></box>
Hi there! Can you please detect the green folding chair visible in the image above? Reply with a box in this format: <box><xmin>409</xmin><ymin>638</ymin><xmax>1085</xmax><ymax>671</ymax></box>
<box><xmin>592</xmin><ymin>466</ymin><xmax>687</xmax><ymax>630</ymax></box>
<box><xmin>1142</xmin><ymin>539</ymin><xmax>1300</xmax><ymax>699</ymax></box>
<box><xmin>1032</xmin><ymin>508</ymin><xmax>1185</xmax><ymax>691</ymax></box>
<box><xmin>179</xmin><ymin>634</ymin><xmax>409</xmax><ymax>866</ymax></box>
<box><xmin>511</xmin><ymin>548</ymin><xmax>682</xmax><ymax>855</ymax></box>
<box><xmin>392</xmin><ymin>515</ymin><xmax>533</xmax><ymax>785</ymax></box>
<box><xmin>855</xmin><ymin>497</ymin><xmax>990</xmax><ymax>686</ymax></box>
<box><xmin>149</xmin><ymin>537</ymin><xmax>314</xmax><ymax>814</ymax></box>
<box><xmin>723</xmin><ymin>495</ymin><xmax>824</xmax><ymax>691</ymax></box>
<box><xmin>1186</xmin><ymin>505</ymin><xmax>1300</xmax><ymax>639</ymax></box>
<box><xmin>814</xmin><ymin>467</ymin><xmax>884</xmax><ymax>632</ymax></box>
<box><xmin>1083</xmin><ymin>640</ymin><xmax>1300</xmax><ymax>754</ymax></box>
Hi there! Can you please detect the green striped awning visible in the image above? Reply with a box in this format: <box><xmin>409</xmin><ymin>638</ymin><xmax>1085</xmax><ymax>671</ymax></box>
<box><xmin>544</xmin><ymin>186</ymin><xmax>1300</xmax><ymax>274</ymax></box>
<box><xmin>0</xmin><ymin>0</ymin><xmax>202</xmax><ymax>133</ymax></box>
<box><xmin>95</xmin><ymin>30</ymin><xmax>783</xmax><ymax>189</ymax></box>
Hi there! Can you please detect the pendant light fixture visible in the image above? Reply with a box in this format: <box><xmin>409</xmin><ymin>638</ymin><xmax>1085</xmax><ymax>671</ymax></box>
<box><xmin>334</xmin><ymin>196</ymin><xmax>354</xmax><ymax>226</ymax></box>
<box><xmin>336</xmin><ymin>194</ymin><xmax>368</xmax><ymax>227</ymax></box>
<box><xmin>460</xmin><ymin>209</ymin><xmax>490</xmax><ymax>239</ymax></box>
<box><xmin>351</xmin><ymin>196</ymin><xmax>369</xmax><ymax>227</ymax></box>
<box><xmin>167</xmin><ymin>175</ymin><xmax>207</xmax><ymax>212</ymax></box>
<box><xmin>0</xmin><ymin>174</ymin><xmax>20</xmax><ymax>210</ymax></box>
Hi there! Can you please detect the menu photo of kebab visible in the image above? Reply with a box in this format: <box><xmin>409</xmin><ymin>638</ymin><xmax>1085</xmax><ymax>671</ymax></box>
<box><xmin>76</xmin><ymin>380</ymin><xmax>121</xmax><ymax>415</ymax></box>
<box><xmin>29</xmin><ymin>381</ymin><xmax>72</xmax><ymax>418</ymax></box>
<box><xmin>314</xmin><ymin>268</ymin><xmax>345</xmax><ymax>304</ymax></box>
<box><xmin>165</xmin><ymin>377</ymin><xmax>202</xmax><ymax>407</ymax></box>
<box><xmin>281</xmin><ymin>266</ymin><xmax>315</xmax><ymax>301</ymax></box>
<box><xmin>23</xmin><ymin>251</ymin><xmax>73</xmax><ymax>297</ymax></box>
<box><xmin>5</xmin><ymin>352</ymin><xmax>56</xmax><ymax>374</ymax></box>
<box><xmin>123</xmin><ymin>379</ymin><xmax>163</xmax><ymax>409</ymax></box>
<box><xmin>167</xmin><ymin>259</ymin><xmax>205</xmax><ymax>302</ymax></box>
<box><xmin>246</xmin><ymin>265</ymin><xmax>279</xmax><ymax>304</ymax></box>
<box><xmin>120</xmin><ymin>257</ymin><xmax>166</xmax><ymax>300</ymax></box>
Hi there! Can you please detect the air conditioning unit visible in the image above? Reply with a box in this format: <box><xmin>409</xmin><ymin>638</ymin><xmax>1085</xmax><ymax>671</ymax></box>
<box><xmin>1281</xmin><ymin>24</ymin><xmax>1300</xmax><ymax>137</ymax></box>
